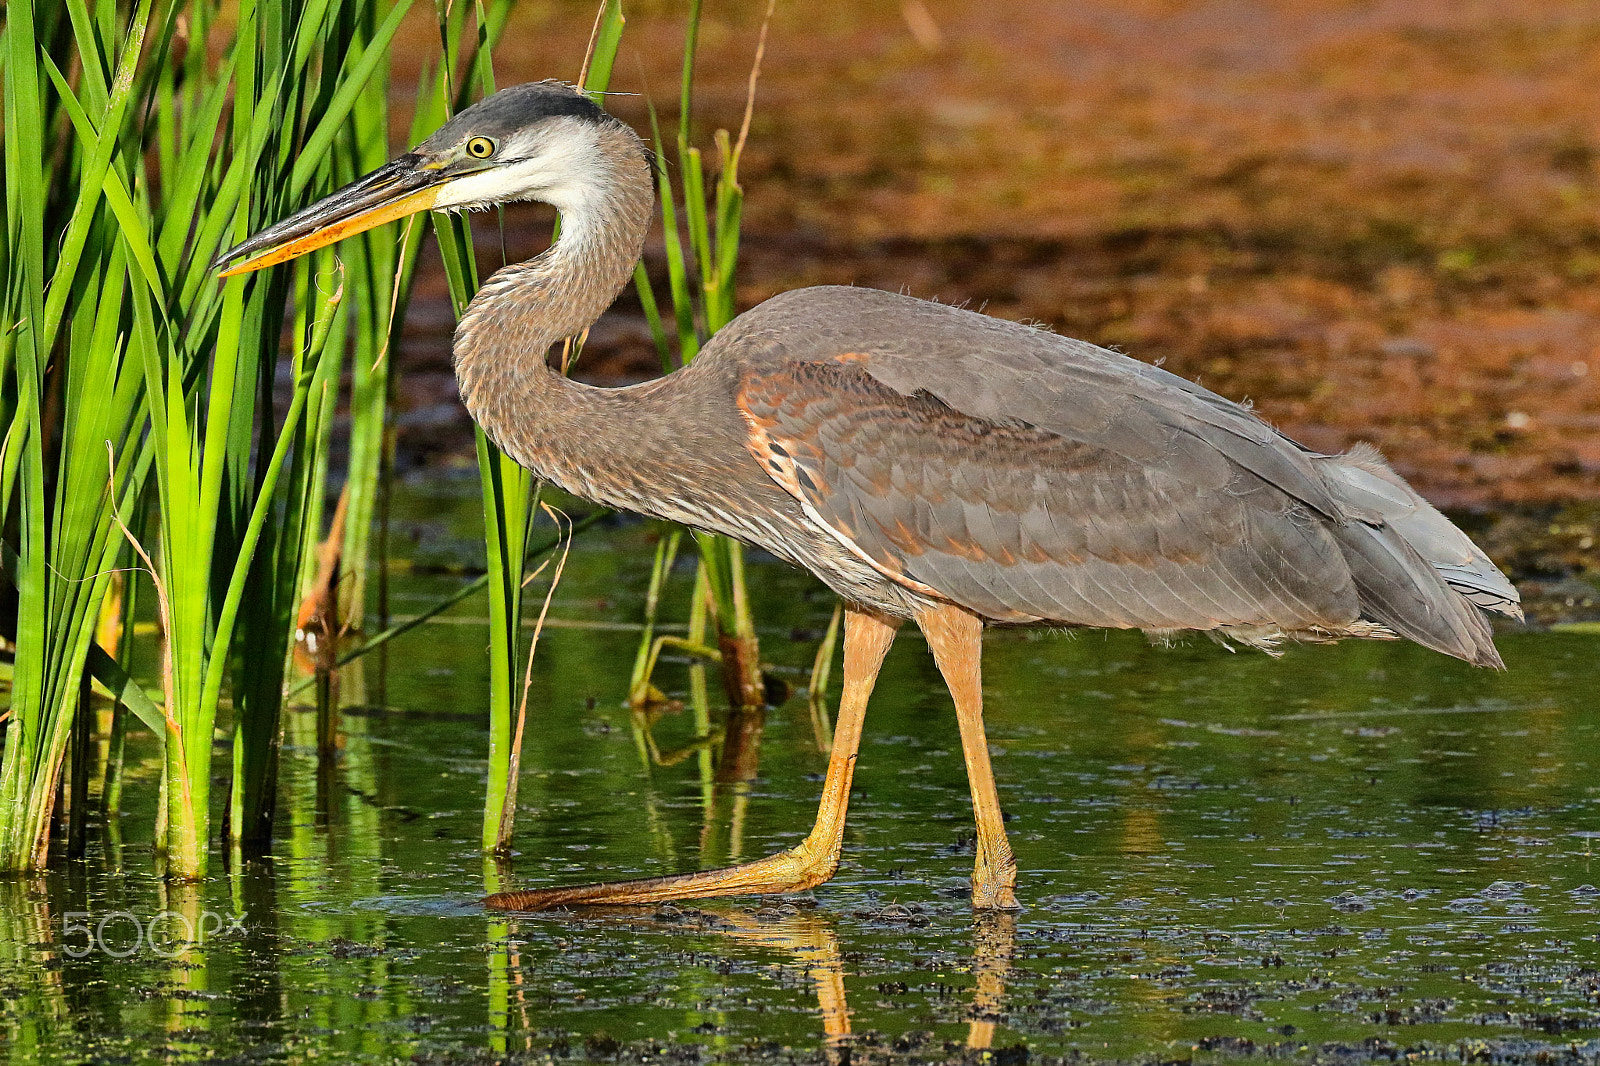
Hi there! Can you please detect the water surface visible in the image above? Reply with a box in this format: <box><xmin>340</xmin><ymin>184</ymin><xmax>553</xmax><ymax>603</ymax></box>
<box><xmin>3</xmin><ymin>488</ymin><xmax>1597</xmax><ymax>1063</ymax></box>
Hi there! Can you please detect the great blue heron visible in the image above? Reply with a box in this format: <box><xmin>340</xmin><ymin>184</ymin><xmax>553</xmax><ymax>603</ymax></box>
<box><xmin>218</xmin><ymin>80</ymin><xmax>1520</xmax><ymax>912</ymax></box>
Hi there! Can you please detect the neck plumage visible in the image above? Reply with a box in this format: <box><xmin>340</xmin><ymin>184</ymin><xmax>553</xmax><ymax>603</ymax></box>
<box><xmin>451</xmin><ymin>123</ymin><xmax>656</xmax><ymax>491</ymax></box>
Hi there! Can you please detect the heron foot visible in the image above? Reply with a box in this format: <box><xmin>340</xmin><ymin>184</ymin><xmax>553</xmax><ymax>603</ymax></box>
<box><xmin>483</xmin><ymin>836</ymin><xmax>841</xmax><ymax>912</ymax></box>
<box><xmin>971</xmin><ymin>848</ymin><xmax>1020</xmax><ymax>911</ymax></box>
<box><xmin>487</xmin><ymin>607</ymin><xmax>899</xmax><ymax>916</ymax></box>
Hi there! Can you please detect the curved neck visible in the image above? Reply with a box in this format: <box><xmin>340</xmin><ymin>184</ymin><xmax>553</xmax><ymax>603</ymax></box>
<box><xmin>452</xmin><ymin>122</ymin><xmax>655</xmax><ymax>485</ymax></box>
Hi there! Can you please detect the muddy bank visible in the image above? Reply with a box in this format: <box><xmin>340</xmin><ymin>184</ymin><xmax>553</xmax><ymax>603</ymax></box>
<box><xmin>383</xmin><ymin>0</ymin><xmax>1600</xmax><ymax>514</ymax></box>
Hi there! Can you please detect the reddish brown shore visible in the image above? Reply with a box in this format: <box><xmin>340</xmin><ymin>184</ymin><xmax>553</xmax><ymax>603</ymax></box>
<box><xmin>386</xmin><ymin>0</ymin><xmax>1600</xmax><ymax>515</ymax></box>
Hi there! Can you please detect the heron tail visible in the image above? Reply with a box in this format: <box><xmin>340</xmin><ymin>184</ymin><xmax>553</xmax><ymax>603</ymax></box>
<box><xmin>1318</xmin><ymin>443</ymin><xmax>1520</xmax><ymax>668</ymax></box>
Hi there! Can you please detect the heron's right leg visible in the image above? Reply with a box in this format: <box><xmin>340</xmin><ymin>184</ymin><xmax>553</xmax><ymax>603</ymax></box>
<box><xmin>917</xmin><ymin>604</ymin><xmax>1020</xmax><ymax>911</ymax></box>
<box><xmin>484</xmin><ymin>606</ymin><xmax>899</xmax><ymax>911</ymax></box>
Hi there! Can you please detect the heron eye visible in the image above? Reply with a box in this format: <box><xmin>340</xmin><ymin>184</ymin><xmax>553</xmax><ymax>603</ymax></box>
<box><xmin>466</xmin><ymin>136</ymin><xmax>496</xmax><ymax>159</ymax></box>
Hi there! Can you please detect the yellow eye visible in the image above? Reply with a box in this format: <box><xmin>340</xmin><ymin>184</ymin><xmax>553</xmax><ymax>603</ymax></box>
<box><xmin>466</xmin><ymin>136</ymin><xmax>495</xmax><ymax>159</ymax></box>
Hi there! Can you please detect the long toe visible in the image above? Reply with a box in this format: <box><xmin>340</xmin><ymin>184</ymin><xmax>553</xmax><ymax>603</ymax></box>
<box><xmin>483</xmin><ymin>845</ymin><xmax>835</xmax><ymax>912</ymax></box>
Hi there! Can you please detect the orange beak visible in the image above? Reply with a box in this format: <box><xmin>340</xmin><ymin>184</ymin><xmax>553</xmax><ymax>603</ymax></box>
<box><xmin>214</xmin><ymin>153</ymin><xmax>448</xmax><ymax>277</ymax></box>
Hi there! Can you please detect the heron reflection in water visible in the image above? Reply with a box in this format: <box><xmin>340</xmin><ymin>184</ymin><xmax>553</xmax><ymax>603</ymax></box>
<box><xmin>218</xmin><ymin>81</ymin><xmax>1520</xmax><ymax>912</ymax></box>
<box><xmin>490</xmin><ymin>903</ymin><xmax>1017</xmax><ymax>1054</ymax></box>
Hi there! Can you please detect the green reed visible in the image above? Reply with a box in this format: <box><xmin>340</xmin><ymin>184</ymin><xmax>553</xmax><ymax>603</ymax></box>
<box><xmin>427</xmin><ymin>0</ymin><xmax>628</xmax><ymax>855</ymax></box>
<box><xmin>0</xmin><ymin>0</ymin><xmax>778</xmax><ymax>878</ymax></box>
<box><xmin>0</xmin><ymin>0</ymin><xmax>155</xmax><ymax>873</ymax></box>
<box><xmin>630</xmin><ymin>0</ymin><xmax>775</xmax><ymax>711</ymax></box>
<box><xmin>0</xmin><ymin>0</ymin><xmax>415</xmax><ymax>876</ymax></box>
<box><xmin>418</xmin><ymin>0</ymin><xmax>522</xmax><ymax>856</ymax></box>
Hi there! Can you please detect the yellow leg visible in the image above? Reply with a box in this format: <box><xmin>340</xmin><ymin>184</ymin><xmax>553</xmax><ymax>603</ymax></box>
<box><xmin>484</xmin><ymin>607</ymin><xmax>899</xmax><ymax>911</ymax></box>
<box><xmin>917</xmin><ymin>604</ymin><xmax>1019</xmax><ymax>911</ymax></box>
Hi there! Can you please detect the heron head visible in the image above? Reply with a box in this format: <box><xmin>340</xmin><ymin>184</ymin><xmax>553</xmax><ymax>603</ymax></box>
<box><xmin>215</xmin><ymin>80</ymin><xmax>638</xmax><ymax>277</ymax></box>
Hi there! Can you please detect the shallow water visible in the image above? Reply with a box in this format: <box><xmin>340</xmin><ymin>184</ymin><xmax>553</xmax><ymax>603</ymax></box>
<box><xmin>3</xmin><ymin>486</ymin><xmax>1598</xmax><ymax>1064</ymax></box>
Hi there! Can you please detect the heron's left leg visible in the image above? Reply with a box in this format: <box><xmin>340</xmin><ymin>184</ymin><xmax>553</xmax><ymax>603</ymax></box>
<box><xmin>483</xmin><ymin>606</ymin><xmax>899</xmax><ymax>911</ymax></box>
<box><xmin>917</xmin><ymin>604</ymin><xmax>1020</xmax><ymax>910</ymax></box>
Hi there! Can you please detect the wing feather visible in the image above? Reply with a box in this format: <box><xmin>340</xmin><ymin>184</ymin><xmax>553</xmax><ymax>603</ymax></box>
<box><xmin>717</xmin><ymin>286</ymin><xmax>1516</xmax><ymax>662</ymax></box>
<box><xmin>738</xmin><ymin>360</ymin><xmax>1358</xmax><ymax>634</ymax></box>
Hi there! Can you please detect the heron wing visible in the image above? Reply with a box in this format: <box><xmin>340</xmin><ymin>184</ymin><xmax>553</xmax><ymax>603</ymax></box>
<box><xmin>737</xmin><ymin>357</ymin><xmax>1362</xmax><ymax>634</ymax></box>
<box><xmin>718</xmin><ymin>286</ymin><xmax>1511</xmax><ymax>664</ymax></box>
<box><xmin>723</xmin><ymin>286</ymin><xmax>1344</xmax><ymax>515</ymax></box>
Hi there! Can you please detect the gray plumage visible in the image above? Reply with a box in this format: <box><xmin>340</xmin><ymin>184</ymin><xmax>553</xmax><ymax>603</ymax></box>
<box><xmin>236</xmin><ymin>81</ymin><xmax>1523</xmax><ymax>669</ymax></box>
<box><xmin>214</xmin><ymin>79</ymin><xmax>1529</xmax><ymax>913</ymax></box>
<box><xmin>720</xmin><ymin>287</ymin><xmax>1518</xmax><ymax>665</ymax></box>
<box><xmin>436</xmin><ymin>83</ymin><xmax>1519</xmax><ymax>668</ymax></box>
<box><xmin>209</xmin><ymin>76</ymin><xmax>1523</xmax><ymax>915</ymax></box>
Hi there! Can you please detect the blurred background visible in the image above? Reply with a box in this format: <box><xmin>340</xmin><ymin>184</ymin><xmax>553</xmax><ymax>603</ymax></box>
<box><xmin>388</xmin><ymin>0</ymin><xmax>1600</xmax><ymax>520</ymax></box>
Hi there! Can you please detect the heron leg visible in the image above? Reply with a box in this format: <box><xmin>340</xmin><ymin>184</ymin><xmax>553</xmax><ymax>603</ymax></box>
<box><xmin>917</xmin><ymin>604</ymin><xmax>1020</xmax><ymax>911</ymax></box>
<box><xmin>483</xmin><ymin>606</ymin><xmax>899</xmax><ymax>911</ymax></box>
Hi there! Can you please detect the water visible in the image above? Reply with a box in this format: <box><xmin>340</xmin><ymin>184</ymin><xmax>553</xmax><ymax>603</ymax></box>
<box><xmin>3</xmin><ymin>486</ymin><xmax>1598</xmax><ymax>1063</ymax></box>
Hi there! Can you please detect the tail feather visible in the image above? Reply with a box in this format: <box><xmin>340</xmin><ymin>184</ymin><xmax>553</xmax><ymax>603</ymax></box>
<box><xmin>1316</xmin><ymin>443</ymin><xmax>1519</xmax><ymax>668</ymax></box>
<box><xmin>1328</xmin><ymin>520</ymin><xmax>1504</xmax><ymax>669</ymax></box>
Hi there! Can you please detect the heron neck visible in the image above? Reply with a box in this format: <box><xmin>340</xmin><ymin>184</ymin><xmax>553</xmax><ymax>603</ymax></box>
<box><xmin>451</xmin><ymin>132</ymin><xmax>655</xmax><ymax>487</ymax></box>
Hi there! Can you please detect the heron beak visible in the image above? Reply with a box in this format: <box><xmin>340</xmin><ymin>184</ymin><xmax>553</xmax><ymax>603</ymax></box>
<box><xmin>214</xmin><ymin>153</ymin><xmax>451</xmax><ymax>278</ymax></box>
